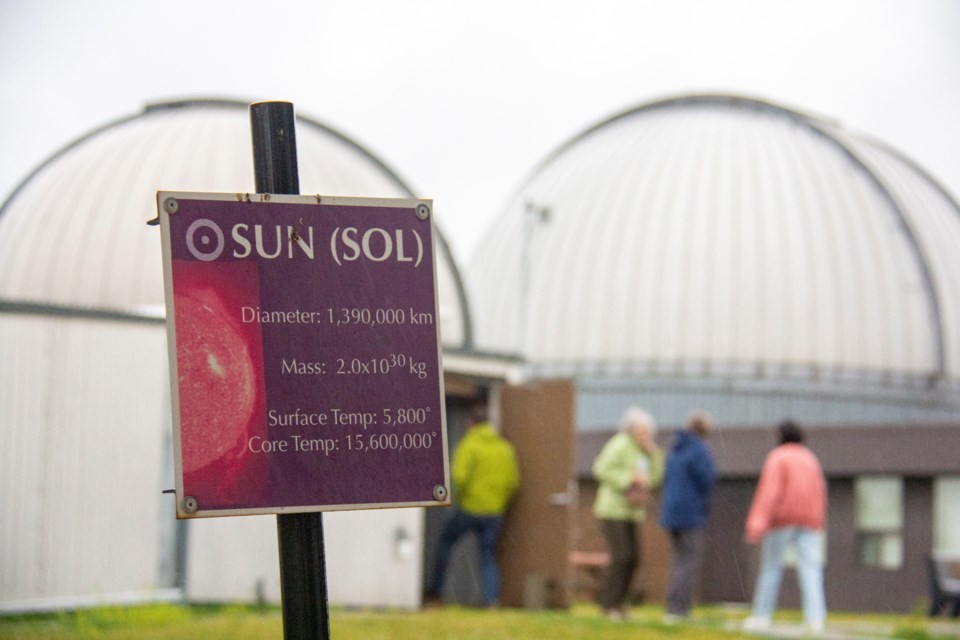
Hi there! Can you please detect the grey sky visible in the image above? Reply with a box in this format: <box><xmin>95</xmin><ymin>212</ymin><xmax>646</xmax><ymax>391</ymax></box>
<box><xmin>1</xmin><ymin>0</ymin><xmax>957</xmax><ymax>262</ymax></box>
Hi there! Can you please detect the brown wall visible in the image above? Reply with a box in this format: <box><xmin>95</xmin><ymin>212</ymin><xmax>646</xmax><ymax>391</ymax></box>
<box><xmin>699</xmin><ymin>479</ymin><xmax>756</xmax><ymax>603</ymax></box>
<box><xmin>575</xmin><ymin>422</ymin><xmax>959</xmax><ymax>613</ymax></box>
<box><xmin>821</xmin><ymin>477</ymin><xmax>933</xmax><ymax>613</ymax></box>
<box><xmin>578</xmin><ymin>423</ymin><xmax>960</xmax><ymax>479</ymax></box>
<box><xmin>574</xmin><ymin>482</ymin><xmax>670</xmax><ymax>604</ymax></box>
<box><xmin>499</xmin><ymin>380</ymin><xmax>577</xmax><ymax>609</ymax></box>
<box><xmin>577</xmin><ymin>476</ymin><xmax>938</xmax><ymax>613</ymax></box>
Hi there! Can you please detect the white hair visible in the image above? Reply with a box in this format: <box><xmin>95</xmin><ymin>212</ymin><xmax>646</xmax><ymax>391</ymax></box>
<box><xmin>619</xmin><ymin>406</ymin><xmax>656</xmax><ymax>434</ymax></box>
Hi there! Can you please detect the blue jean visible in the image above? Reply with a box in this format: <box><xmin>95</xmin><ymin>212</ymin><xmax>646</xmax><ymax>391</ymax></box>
<box><xmin>429</xmin><ymin>509</ymin><xmax>504</xmax><ymax>605</ymax></box>
<box><xmin>666</xmin><ymin>528</ymin><xmax>706</xmax><ymax>616</ymax></box>
<box><xmin>751</xmin><ymin>526</ymin><xmax>826</xmax><ymax>626</ymax></box>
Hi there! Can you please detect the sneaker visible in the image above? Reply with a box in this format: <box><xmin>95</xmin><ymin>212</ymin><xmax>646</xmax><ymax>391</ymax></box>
<box><xmin>422</xmin><ymin>592</ymin><xmax>444</xmax><ymax>609</ymax></box>
<box><xmin>662</xmin><ymin>613</ymin><xmax>686</xmax><ymax>625</ymax></box>
<box><xmin>604</xmin><ymin>608</ymin><xmax>627</xmax><ymax>622</ymax></box>
<box><xmin>742</xmin><ymin>615</ymin><xmax>772</xmax><ymax>632</ymax></box>
<box><xmin>805</xmin><ymin>619</ymin><xmax>825</xmax><ymax>635</ymax></box>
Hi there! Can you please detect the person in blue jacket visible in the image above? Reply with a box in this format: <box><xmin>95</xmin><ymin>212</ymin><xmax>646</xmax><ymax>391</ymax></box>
<box><xmin>659</xmin><ymin>410</ymin><xmax>717</xmax><ymax>622</ymax></box>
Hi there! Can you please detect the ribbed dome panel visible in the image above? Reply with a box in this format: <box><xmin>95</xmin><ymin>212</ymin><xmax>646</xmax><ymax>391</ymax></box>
<box><xmin>0</xmin><ymin>100</ymin><xmax>469</xmax><ymax>348</ymax></box>
<box><xmin>467</xmin><ymin>95</ymin><xmax>958</xmax><ymax>383</ymax></box>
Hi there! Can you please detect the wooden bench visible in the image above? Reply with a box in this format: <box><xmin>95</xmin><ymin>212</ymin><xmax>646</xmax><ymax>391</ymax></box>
<box><xmin>570</xmin><ymin>551</ymin><xmax>611</xmax><ymax>601</ymax></box>
<box><xmin>928</xmin><ymin>553</ymin><xmax>960</xmax><ymax>617</ymax></box>
<box><xmin>570</xmin><ymin>550</ymin><xmax>611</xmax><ymax>569</ymax></box>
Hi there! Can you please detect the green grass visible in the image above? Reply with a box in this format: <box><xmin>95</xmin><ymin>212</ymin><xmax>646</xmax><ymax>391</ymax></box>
<box><xmin>0</xmin><ymin>603</ymin><xmax>958</xmax><ymax>640</ymax></box>
<box><xmin>331</xmin><ymin>605</ymin><xmax>742</xmax><ymax>639</ymax></box>
<box><xmin>0</xmin><ymin>604</ymin><xmax>279</xmax><ymax>640</ymax></box>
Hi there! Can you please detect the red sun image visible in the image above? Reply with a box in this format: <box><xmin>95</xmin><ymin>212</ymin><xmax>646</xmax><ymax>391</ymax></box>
<box><xmin>173</xmin><ymin>260</ymin><xmax>267</xmax><ymax>507</ymax></box>
<box><xmin>177</xmin><ymin>289</ymin><xmax>256</xmax><ymax>472</ymax></box>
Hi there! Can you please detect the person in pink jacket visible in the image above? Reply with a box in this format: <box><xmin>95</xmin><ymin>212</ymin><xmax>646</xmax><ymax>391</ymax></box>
<box><xmin>743</xmin><ymin>421</ymin><xmax>827</xmax><ymax>634</ymax></box>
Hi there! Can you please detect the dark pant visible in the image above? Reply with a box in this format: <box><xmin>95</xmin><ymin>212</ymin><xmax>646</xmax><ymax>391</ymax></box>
<box><xmin>665</xmin><ymin>528</ymin><xmax>706</xmax><ymax>616</ymax></box>
<box><xmin>598</xmin><ymin>519</ymin><xmax>640</xmax><ymax>610</ymax></box>
<box><xmin>428</xmin><ymin>509</ymin><xmax>504</xmax><ymax>605</ymax></box>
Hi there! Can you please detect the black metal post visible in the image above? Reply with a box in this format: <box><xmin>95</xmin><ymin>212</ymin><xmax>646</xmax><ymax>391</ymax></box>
<box><xmin>250</xmin><ymin>101</ymin><xmax>330</xmax><ymax>640</ymax></box>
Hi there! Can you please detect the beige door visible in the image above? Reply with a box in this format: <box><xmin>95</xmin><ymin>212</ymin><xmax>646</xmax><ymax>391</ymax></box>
<box><xmin>498</xmin><ymin>379</ymin><xmax>576</xmax><ymax>608</ymax></box>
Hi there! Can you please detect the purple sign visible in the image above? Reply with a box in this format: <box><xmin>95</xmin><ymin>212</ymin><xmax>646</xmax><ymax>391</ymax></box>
<box><xmin>157</xmin><ymin>192</ymin><xmax>449</xmax><ymax>518</ymax></box>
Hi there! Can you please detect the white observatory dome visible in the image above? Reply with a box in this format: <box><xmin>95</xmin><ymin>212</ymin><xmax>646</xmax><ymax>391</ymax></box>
<box><xmin>0</xmin><ymin>99</ymin><xmax>471</xmax><ymax>348</ymax></box>
<box><xmin>0</xmin><ymin>99</ymin><xmax>474</xmax><ymax>609</ymax></box>
<box><xmin>468</xmin><ymin>95</ymin><xmax>960</xmax><ymax>390</ymax></box>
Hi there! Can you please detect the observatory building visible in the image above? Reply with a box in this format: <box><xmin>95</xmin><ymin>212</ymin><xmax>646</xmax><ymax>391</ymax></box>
<box><xmin>0</xmin><ymin>99</ymin><xmax>511</xmax><ymax>612</ymax></box>
<box><xmin>2</xmin><ymin>93</ymin><xmax>958</xmax><ymax>615</ymax></box>
<box><xmin>467</xmin><ymin>94</ymin><xmax>960</xmax><ymax>612</ymax></box>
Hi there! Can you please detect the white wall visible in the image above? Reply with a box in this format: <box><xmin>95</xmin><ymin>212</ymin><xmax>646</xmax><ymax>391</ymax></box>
<box><xmin>0</xmin><ymin>316</ymin><xmax>170</xmax><ymax>610</ymax></box>
<box><xmin>324</xmin><ymin>509</ymin><xmax>424</xmax><ymax>609</ymax></box>
<box><xmin>185</xmin><ymin>515</ymin><xmax>281</xmax><ymax>603</ymax></box>
<box><xmin>0</xmin><ymin>313</ymin><xmax>429</xmax><ymax>612</ymax></box>
<box><xmin>185</xmin><ymin>508</ymin><xmax>424</xmax><ymax>609</ymax></box>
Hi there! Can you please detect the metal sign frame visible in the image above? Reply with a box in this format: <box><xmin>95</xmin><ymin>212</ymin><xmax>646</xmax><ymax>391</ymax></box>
<box><xmin>157</xmin><ymin>190</ymin><xmax>449</xmax><ymax>518</ymax></box>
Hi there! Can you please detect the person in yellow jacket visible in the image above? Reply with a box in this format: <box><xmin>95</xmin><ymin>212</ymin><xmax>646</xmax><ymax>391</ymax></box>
<box><xmin>426</xmin><ymin>404</ymin><xmax>520</xmax><ymax>607</ymax></box>
<box><xmin>592</xmin><ymin>406</ymin><xmax>664</xmax><ymax>620</ymax></box>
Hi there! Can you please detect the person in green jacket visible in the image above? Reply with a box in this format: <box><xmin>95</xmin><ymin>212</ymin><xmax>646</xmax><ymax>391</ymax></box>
<box><xmin>592</xmin><ymin>406</ymin><xmax>664</xmax><ymax>620</ymax></box>
<box><xmin>426</xmin><ymin>404</ymin><xmax>520</xmax><ymax>607</ymax></box>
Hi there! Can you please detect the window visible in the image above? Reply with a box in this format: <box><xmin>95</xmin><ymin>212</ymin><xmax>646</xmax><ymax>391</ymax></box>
<box><xmin>934</xmin><ymin>476</ymin><xmax>960</xmax><ymax>555</ymax></box>
<box><xmin>855</xmin><ymin>476</ymin><xmax>903</xmax><ymax>570</ymax></box>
